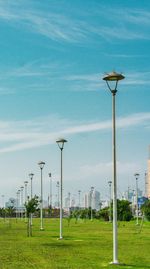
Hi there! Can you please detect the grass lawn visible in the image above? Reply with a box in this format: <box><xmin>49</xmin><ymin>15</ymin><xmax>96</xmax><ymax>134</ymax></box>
<box><xmin>0</xmin><ymin>217</ymin><xmax>149</xmax><ymax>269</ymax></box>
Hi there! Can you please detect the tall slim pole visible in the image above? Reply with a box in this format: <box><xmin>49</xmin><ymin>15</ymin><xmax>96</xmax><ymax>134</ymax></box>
<box><xmin>29</xmin><ymin>173</ymin><xmax>34</xmax><ymax>225</ymax></box>
<box><xmin>78</xmin><ymin>190</ymin><xmax>81</xmax><ymax>208</ymax></box>
<box><xmin>38</xmin><ymin>161</ymin><xmax>45</xmax><ymax>230</ymax></box>
<box><xmin>103</xmin><ymin>71</ymin><xmax>125</xmax><ymax>264</ymax></box>
<box><xmin>90</xmin><ymin>187</ymin><xmax>94</xmax><ymax>220</ymax></box>
<box><xmin>24</xmin><ymin>181</ymin><xmax>28</xmax><ymax>222</ymax></box>
<box><xmin>60</xmin><ymin>148</ymin><xmax>63</xmax><ymax>239</ymax></box>
<box><xmin>40</xmin><ymin>168</ymin><xmax>43</xmax><ymax>229</ymax></box>
<box><xmin>56</xmin><ymin>138</ymin><xmax>67</xmax><ymax>240</ymax></box>
<box><xmin>18</xmin><ymin>190</ymin><xmax>21</xmax><ymax>218</ymax></box>
<box><xmin>20</xmin><ymin>186</ymin><xmax>24</xmax><ymax>220</ymax></box>
<box><xmin>111</xmin><ymin>91</ymin><xmax>118</xmax><ymax>263</ymax></box>
<box><xmin>49</xmin><ymin>173</ymin><xmax>52</xmax><ymax>208</ymax></box>
<box><xmin>135</xmin><ymin>173</ymin><xmax>139</xmax><ymax>225</ymax></box>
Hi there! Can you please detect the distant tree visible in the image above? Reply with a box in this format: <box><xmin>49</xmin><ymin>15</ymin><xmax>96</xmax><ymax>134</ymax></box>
<box><xmin>0</xmin><ymin>207</ymin><xmax>6</xmax><ymax>219</ymax></box>
<box><xmin>97</xmin><ymin>207</ymin><xmax>109</xmax><ymax>221</ymax></box>
<box><xmin>66</xmin><ymin>211</ymin><xmax>73</xmax><ymax>227</ymax></box>
<box><xmin>97</xmin><ymin>200</ymin><xmax>133</xmax><ymax>222</ymax></box>
<box><xmin>25</xmin><ymin>195</ymin><xmax>39</xmax><ymax>236</ymax></box>
<box><xmin>79</xmin><ymin>209</ymin><xmax>88</xmax><ymax>222</ymax></box>
<box><xmin>117</xmin><ymin>200</ymin><xmax>133</xmax><ymax>221</ymax></box>
<box><xmin>72</xmin><ymin>210</ymin><xmax>80</xmax><ymax>223</ymax></box>
<box><xmin>5</xmin><ymin>206</ymin><xmax>15</xmax><ymax>218</ymax></box>
<box><xmin>141</xmin><ymin>200</ymin><xmax>150</xmax><ymax>221</ymax></box>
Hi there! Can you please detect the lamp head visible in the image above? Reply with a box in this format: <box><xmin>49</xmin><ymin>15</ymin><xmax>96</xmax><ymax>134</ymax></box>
<box><xmin>134</xmin><ymin>173</ymin><xmax>140</xmax><ymax>179</ymax></box>
<box><xmin>56</xmin><ymin>138</ymin><xmax>67</xmax><ymax>150</ymax></box>
<box><xmin>103</xmin><ymin>71</ymin><xmax>125</xmax><ymax>82</ymax></box>
<box><xmin>29</xmin><ymin>173</ymin><xmax>34</xmax><ymax>179</ymax></box>
<box><xmin>38</xmin><ymin>161</ymin><xmax>45</xmax><ymax>169</ymax></box>
<box><xmin>49</xmin><ymin>173</ymin><xmax>51</xmax><ymax>177</ymax></box>
<box><xmin>103</xmin><ymin>71</ymin><xmax>125</xmax><ymax>93</ymax></box>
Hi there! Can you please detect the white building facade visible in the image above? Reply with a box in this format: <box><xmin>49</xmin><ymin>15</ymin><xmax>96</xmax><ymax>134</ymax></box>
<box><xmin>83</xmin><ymin>190</ymin><xmax>100</xmax><ymax>210</ymax></box>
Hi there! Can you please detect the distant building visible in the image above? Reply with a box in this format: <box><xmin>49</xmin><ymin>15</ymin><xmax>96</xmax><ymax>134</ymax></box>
<box><xmin>83</xmin><ymin>189</ymin><xmax>100</xmax><ymax>210</ymax></box>
<box><xmin>92</xmin><ymin>190</ymin><xmax>101</xmax><ymax>210</ymax></box>
<box><xmin>64</xmin><ymin>193</ymin><xmax>71</xmax><ymax>208</ymax></box>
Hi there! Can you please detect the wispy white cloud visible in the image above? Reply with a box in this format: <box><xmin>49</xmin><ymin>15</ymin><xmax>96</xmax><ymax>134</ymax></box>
<box><xmin>0</xmin><ymin>1</ymin><xmax>149</xmax><ymax>44</ymax></box>
<box><xmin>80</xmin><ymin>161</ymin><xmax>140</xmax><ymax>178</ymax></box>
<box><xmin>0</xmin><ymin>112</ymin><xmax>149</xmax><ymax>153</ymax></box>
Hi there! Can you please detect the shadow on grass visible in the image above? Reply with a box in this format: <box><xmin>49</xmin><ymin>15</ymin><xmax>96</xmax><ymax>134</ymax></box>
<box><xmin>42</xmin><ymin>242</ymin><xmax>74</xmax><ymax>248</ymax></box>
<box><xmin>113</xmin><ymin>264</ymin><xmax>150</xmax><ymax>268</ymax></box>
<box><xmin>50</xmin><ymin>235</ymin><xmax>76</xmax><ymax>240</ymax></box>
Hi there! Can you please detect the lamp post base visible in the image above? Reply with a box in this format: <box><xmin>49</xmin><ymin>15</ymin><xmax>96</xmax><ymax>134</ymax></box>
<box><xmin>110</xmin><ymin>261</ymin><xmax>119</xmax><ymax>265</ymax></box>
<box><xmin>40</xmin><ymin>227</ymin><xmax>44</xmax><ymax>231</ymax></box>
<box><xmin>58</xmin><ymin>237</ymin><xmax>63</xmax><ymax>240</ymax></box>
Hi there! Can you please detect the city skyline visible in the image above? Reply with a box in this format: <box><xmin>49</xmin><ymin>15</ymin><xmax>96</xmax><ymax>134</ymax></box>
<box><xmin>0</xmin><ymin>1</ymin><xmax>149</xmax><ymax>201</ymax></box>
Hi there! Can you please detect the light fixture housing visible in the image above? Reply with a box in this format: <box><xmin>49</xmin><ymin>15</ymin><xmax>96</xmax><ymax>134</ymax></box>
<box><xmin>103</xmin><ymin>71</ymin><xmax>125</xmax><ymax>93</ymax></box>
<box><xmin>56</xmin><ymin>138</ymin><xmax>67</xmax><ymax>150</ymax></box>
<box><xmin>38</xmin><ymin>161</ymin><xmax>45</xmax><ymax>169</ymax></box>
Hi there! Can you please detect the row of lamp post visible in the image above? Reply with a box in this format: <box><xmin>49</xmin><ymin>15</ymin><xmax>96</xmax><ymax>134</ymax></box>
<box><xmin>14</xmin><ymin>138</ymin><xmax>67</xmax><ymax>237</ymax></box>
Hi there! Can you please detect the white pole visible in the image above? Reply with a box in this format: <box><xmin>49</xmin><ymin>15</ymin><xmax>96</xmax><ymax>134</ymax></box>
<box><xmin>40</xmin><ymin>167</ymin><xmax>44</xmax><ymax>230</ymax></box>
<box><xmin>60</xmin><ymin>148</ymin><xmax>63</xmax><ymax>239</ymax></box>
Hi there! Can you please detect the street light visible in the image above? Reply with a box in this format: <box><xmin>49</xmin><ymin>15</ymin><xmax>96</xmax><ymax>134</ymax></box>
<box><xmin>90</xmin><ymin>187</ymin><xmax>94</xmax><ymax>220</ymax></box>
<box><xmin>16</xmin><ymin>191</ymin><xmax>20</xmax><ymax>221</ymax></box>
<box><xmin>17</xmin><ymin>190</ymin><xmax>21</xmax><ymax>218</ymax></box>
<box><xmin>29</xmin><ymin>173</ymin><xmax>34</xmax><ymax>199</ymax></box>
<box><xmin>134</xmin><ymin>173</ymin><xmax>140</xmax><ymax>225</ymax></box>
<box><xmin>20</xmin><ymin>186</ymin><xmax>24</xmax><ymax>220</ymax></box>
<box><xmin>108</xmin><ymin>181</ymin><xmax>112</xmax><ymax>222</ymax></box>
<box><xmin>78</xmin><ymin>190</ymin><xmax>81</xmax><ymax>208</ymax></box>
<box><xmin>56</xmin><ymin>138</ymin><xmax>67</xmax><ymax>240</ymax></box>
<box><xmin>24</xmin><ymin>181</ymin><xmax>28</xmax><ymax>222</ymax></box>
<box><xmin>38</xmin><ymin>161</ymin><xmax>45</xmax><ymax>230</ymax></box>
<box><xmin>49</xmin><ymin>173</ymin><xmax>52</xmax><ymax>209</ymax></box>
<box><xmin>103</xmin><ymin>71</ymin><xmax>125</xmax><ymax>264</ymax></box>
<box><xmin>29</xmin><ymin>173</ymin><xmax>34</xmax><ymax>225</ymax></box>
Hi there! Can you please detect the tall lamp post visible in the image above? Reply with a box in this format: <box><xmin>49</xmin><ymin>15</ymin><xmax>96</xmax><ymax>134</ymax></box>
<box><xmin>29</xmin><ymin>173</ymin><xmax>34</xmax><ymax>225</ymax></box>
<box><xmin>18</xmin><ymin>190</ymin><xmax>21</xmax><ymax>218</ymax></box>
<box><xmin>38</xmin><ymin>161</ymin><xmax>45</xmax><ymax>230</ymax></box>
<box><xmin>49</xmin><ymin>173</ymin><xmax>52</xmax><ymax>209</ymax></box>
<box><xmin>134</xmin><ymin>173</ymin><xmax>140</xmax><ymax>225</ymax></box>
<box><xmin>56</xmin><ymin>138</ymin><xmax>67</xmax><ymax>240</ymax></box>
<box><xmin>29</xmin><ymin>173</ymin><xmax>34</xmax><ymax>199</ymax></box>
<box><xmin>78</xmin><ymin>190</ymin><xmax>81</xmax><ymax>208</ymax></box>
<box><xmin>90</xmin><ymin>187</ymin><xmax>94</xmax><ymax>220</ymax></box>
<box><xmin>103</xmin><ymin>71</ymin><xmax>125</xmax><ymax>264</ymax></box>
<box><xmin>20</xmin><ymin>186</ymin><xmax>24</xmax><ymax>220</ymax></box>
<box><xmin>108</xmin><ymin>181</ymin><xmax>112</xmax><ymax>222</ymax></box>
<box><xmin>24</xmin><ymin>181</ymin><xmax>28</xmax><ymax>222</ymax></box>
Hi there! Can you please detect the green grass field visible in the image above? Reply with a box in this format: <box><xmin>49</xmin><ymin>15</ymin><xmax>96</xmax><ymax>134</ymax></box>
<box><xmin>0</xmin><ymin>217</ymin><xmax>149</xmax><ymax>269</ymax></box>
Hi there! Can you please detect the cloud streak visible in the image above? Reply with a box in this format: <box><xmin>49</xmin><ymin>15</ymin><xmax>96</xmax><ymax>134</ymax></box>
<box><xmin>0</xmin><ymin>1</ymin><xmax>150</xmax><ymax>44</ymax></box>
<box><xmin>0</xmin><ymin>112</ymin><xmax>149</xmax><ymax>153</ymax></box>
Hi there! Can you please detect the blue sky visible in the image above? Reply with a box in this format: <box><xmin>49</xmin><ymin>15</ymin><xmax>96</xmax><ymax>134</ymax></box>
<box><xmin>0</xmin><ymin>0</ymin><xmax>150</xmax><ymax>205</ymax></box>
